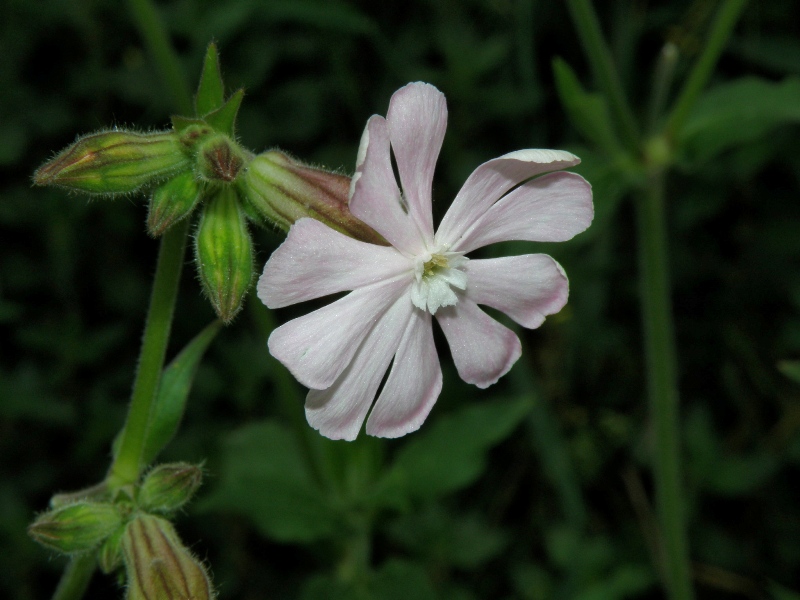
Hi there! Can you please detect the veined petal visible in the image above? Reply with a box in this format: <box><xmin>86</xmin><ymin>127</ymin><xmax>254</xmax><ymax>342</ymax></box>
<box><xmin>258</xmin><ymin>218</ymin><xmax>412</xmax><ymax>308</ymax></box>
<box><xmin>268</xmin><ymin>277</ymin><xmax>408</xmax><ymax>389</ymax></box>
<box><xmin>349</xmin><ymin>116</ymin><xmax>425</xmax><ymax>255</ymax></box>
<box><xmin>451</xmin><ymin>171</ymin><xmax>593</xmax><ymax>253</ymax></box>
<box><xmin>436</xmin><ymin>298</ymin><xmax>521</xmax><ymax>388</ymax></box>
<box><xmin>386</xmin><ymin>82</ymin><xmax>447</xmax><ymax>244</ymax></box>
<box><xmin>436</xmin><ymin>149</ymin><xmax>581</xmax><ymax>248</ymax></box>
<box><xmin>465</xmin><ymin>255</ymin><xmax>568</xmax><ymax>329</ymax></box>
<box><xmin>366</xmin><ymin>309</ymin><xmax>442</xmax><ymax>438</ymax></box>
<box><xmin>305</xmin><ymin>293</ymin><xmax>413</xmax><ymax>441</ymax></box>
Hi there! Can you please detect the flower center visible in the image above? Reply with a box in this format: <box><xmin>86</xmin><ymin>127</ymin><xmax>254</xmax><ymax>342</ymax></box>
<box><xmin>410</xmin><ymin>250</ymin><xmax>468</xmax><ymax>314</ymax></box>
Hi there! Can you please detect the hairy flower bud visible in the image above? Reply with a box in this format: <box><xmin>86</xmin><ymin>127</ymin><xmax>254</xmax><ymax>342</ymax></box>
<box><xmin>196</xmin><ymin>134</ymin><xmax>247</xmax><ymax>183</ymax></box>
<box><xmin>49</xmin><ymin>482</ymin><xmax>109</xmax><ymax>509</ymax></box>
<box><xmin>194</xmin><ymin>187</ymin><xmax>253</xmax><ymax>323</ymax></box>
<box><xmin>239</xmin><ymin>151</ymin><xmax>387</xmax><ymax>245</ymax></box>
<box><xmin>28</xmin><ymin>502</ymin><xmax>122</xmax><ymax>554</ymax></box>
<box><xmin>122</xmin><ymin>515</ymin><xmax>214</xmax><ymax>600</ymax></box>
<box><xmin>147</xmin><ymin>172</ymin><xmax>203</xmax><ymax>237</ymax></box>
<box><xmin>33</xmin><ymin>130</ymin><xmax>190</xmax><ymax>194</ymax></box>
<box><xmin>139</xmin><ymin>463</ymin><xmax>203</xmax><ymax>514</ymax></box>
<box><xmin>98</xmin><ymin>525</ymin><xmax>125</xmax><ymax>574</ymax></box>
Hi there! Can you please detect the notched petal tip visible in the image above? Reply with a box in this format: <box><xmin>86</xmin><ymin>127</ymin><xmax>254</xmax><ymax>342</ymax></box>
<box><xmin>499</xmin><ymin>148</ymin><xmax>581</xmax><ymax>167</ymax></box>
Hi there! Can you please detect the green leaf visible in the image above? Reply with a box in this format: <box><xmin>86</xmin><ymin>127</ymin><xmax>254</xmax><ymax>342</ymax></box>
<box><xmin>140</xmin><ymin>320</ymin><xmax>222</xmax><ymax>465</ymax></box>
<box><xmin>384</xmin><ymin>396</ymin><xmax>532</xmax><ymax>501</ymax></box>
<box><xmin>684</xmin><ymin>406</ymin><xmax>779</xmax><ymax>496</ymax></box>
<box><xmin>770</xmin><ymin>581</ymin><xmax>800</xmax><ymax>600</ymax></box>
<box><xmin>198</xmin><ymin>420</ymin><xmax>340</xmax><ymax>542</ymax></box>
<box><xmin>574</xmin><ymin>565</ymin><xmax>654</xmax><ymax>600</ymax></box>
<box><xmin>370</xmin><ymin>560</ymin><xmax>436</xmax><ymax>600</ymax></box>
<box><xmin>386</xmin><ymin>505</ymin><xmax>508</xmax><ymax>568</ymax></box>
<box><xmin>778</xmin><ymin>360</ymin><xmax>800</xmax><ymax>385</ymax></box>
<box><xmin>195</xmin><ymin>43</ymin><xmax>226</xmax><ymax>117</ymax></box>
<box><xmin>300</xmin><ymin>575</ymin><xmax>357</xmax><ymax>600</ymax></box>
<box><xmin>552</xmin><ymin>58</ymin><xmax>625</xmax><ymax>157</ymax></box>
<box><xmin>678</xmin><ymin>76</ymin><xmax>800</xmax><ymax>163</ymax></box>
<box><xmin>205</xmin><ymin>89</ymin><xmax>245</xmax><ymax>137</ymax></box>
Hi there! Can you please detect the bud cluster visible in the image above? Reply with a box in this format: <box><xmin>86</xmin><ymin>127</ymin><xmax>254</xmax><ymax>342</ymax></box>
<box><xmin>28</xmin><ymin>462</ymin><xmax>209</xmax><ymax>594</ymax></box>
<box><xmin>33</xmin><ymin>43</ymin><xmax>383</xmax><ymax>324</ymax></box>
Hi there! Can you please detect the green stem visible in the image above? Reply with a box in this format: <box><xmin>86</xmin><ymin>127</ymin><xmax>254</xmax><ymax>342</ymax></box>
<box><xmin>665</xmin><ymin>0</ymin><xmax>749</xmax><ymax>137</ymax></box>
<box><xmin>52</xmin><ymin>555</ymin><xmax>95</xmax><ymax>600</ymax></box>
<box><xmin>566</xmin><ymin>0</ymin><xmax>640</xmax><ymax>152</ymax></box>
<box><xmin>126</xmin><ymin>0</ymin><xmax>193</xmax><ymax>115</ymax></box>
<box><xmin>646</xmin><ymin>43</ymin><xmax>679</xmax><ymax>134</ymax></box>
<box><xmin>108</xmin><ymin>219</ymin><xmax>190</xmax><ymax>487</ymax></box>
<box><xmin>636</xmin><ymin>172</ymin><xmax>693</xmax><ymax>600</ymax></box>
<box><xmin>51</xmin><ymin>1</ymin><xmax>192</xmax><ymax>598</ymax></box>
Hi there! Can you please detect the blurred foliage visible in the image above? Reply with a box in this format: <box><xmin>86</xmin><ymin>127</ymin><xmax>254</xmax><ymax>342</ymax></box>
<box><xmin>2</xmin><ymin>0</ymin><xmax>800</xmax><ymax>599</ymax></box>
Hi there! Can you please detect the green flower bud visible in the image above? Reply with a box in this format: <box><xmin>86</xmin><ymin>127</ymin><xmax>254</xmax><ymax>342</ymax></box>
<box><xmin>28</xmin><ymin>501</ymin><xmax>122</xmax><ymax>554</ymax></box>
<box><xmin>33</xmin><ymin>130</ymin><xmax>190</xmax><ymax>195</ymax></box>
<box><xmin>239</xmin><ymin>150</ymin><xmax>387</xmax><ymax>245</ymax></box>
<box><xmin>147</xmin><ymin>172</ymin><xmax>203</xmax><ymax>237</ymax></box>
<box><xmin>122</xmin><ymin>515</ymin><xmax>214</xmax><ymax>600</ymax></box>
<box><xmin>194</xmin><ymin>187</ymin><xmax>253</xmax><ymax>323</ymax></box>
<box><xmin>196</xmin><ymin>134</ymin><xmax>247</xmax><ymax>183</ymax></box>
<box><xmin>139</xmin><ymin>462</ymin><xmax>203</xmax><ymax>514</ymax></box>
<box><xmin>98</xmin><ymin>525</ymin><xmax>125</xmax><ymax>574</ymax></box>
<box><xmin>49</xmin><ymin>482</ymin><xmax>109</xmax><ymax>509</ymax></box>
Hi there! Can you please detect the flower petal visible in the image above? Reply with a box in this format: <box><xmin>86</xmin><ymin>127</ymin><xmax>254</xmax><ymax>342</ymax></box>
<box><xmin>366</xmin><ymin>309</ymin><xmax>442</xmax><ymax>438</ymax></box>
<box><xmin>451</xmin><ymin>171</ymin><xmax>593</xmax><ymax>253</ymax></box>
<box><xmin>465</xmin><ymin>255</ymin><xmax>568</xmax><ymax>329</ymax></box>
<box><xmin>258</xmin><ymin>218</ymin><xmax>412</xmax><ymax>308</ymax></box>
<box><xmin>436</xmin><ymin>149</ymin><xmax>581</xmax><ymax>248</ymax></box>
<box><xmin>349</xmin><ymin>115</ymin><xmax>425</xmax><ymax>255</ymax></box>
<box><xmin>305</xmin><ymin>293</ymin><xmax>413</xmax><ymax>441</ymax></box>
<box><xmin>436</xmin><ymin>298</ymin><xmax>521</xmax><ymax>388</ymax></box>
<box><xmin>386</xmin><ymin>82</ymin><xmax>447</xmax><ymax>244</ymax></box>
<box><xmin>268</xmin><ymin>277</ymin><xmax>408</xmax><ymax>389</ymax></box>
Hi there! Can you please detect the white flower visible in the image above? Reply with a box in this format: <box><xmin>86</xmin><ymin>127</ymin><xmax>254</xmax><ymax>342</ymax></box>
<box><xmin>257</xmin><ymin>82</ymin><xmax>593</xmax><ymax>440</ymax></box>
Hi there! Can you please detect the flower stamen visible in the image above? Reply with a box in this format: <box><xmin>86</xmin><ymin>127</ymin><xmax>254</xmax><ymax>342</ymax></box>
<box><xmin>411</xmin><ymin>250</ymin><xmax>468</xmax><ymax>314</ymax></box>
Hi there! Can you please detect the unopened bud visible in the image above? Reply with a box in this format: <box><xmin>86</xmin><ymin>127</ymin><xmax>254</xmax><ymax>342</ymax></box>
<box><xmin>98</xmin><ymin>525</ymin><xmax>125</xmax><ymax>574</ymax></box>
<box><xmin>148</xmin><ymin>172</ymin><xmax>203</xmax><ymax>236</ymax></box>
<box><xmin>196</xmin><ymin>134</ymin><xmax>247</xmax><ymax>183</ymax></box>
<box><xmin>139</xmin><ymin>463</ymin><xmax>203</xmax><ymax>514</ymax></box>
<box><xmin>122</xmin><ymin>515</ymin><xmax>214</xmax><ymax>600</ymax></box>
<box><xmin>239</xmin><ymin>151</ymin><xmax>387</xmax><ymax>245</ymax></box>
<box><xmin>28</xmin><ymin>502</ymin><xmax>122</xmax><ymax>554</ymax></box>
<box><xmin>194</xmin><ymin>187</ymin><xmax>253</xmax><ymax>323</ymax></box>
<box><xmin>33</xmin><ymin>130</ymin><xmax>190</xmax><ymax>194</ymax></box>
<box><xmin>49</xmin><ymin>482</ymin><xmax>109</xmax><ymax>509</ymax></box>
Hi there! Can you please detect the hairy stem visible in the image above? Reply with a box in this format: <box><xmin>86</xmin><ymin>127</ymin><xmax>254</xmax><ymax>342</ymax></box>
<box><xmin>108</xmin><ymin>219</ymin><xmax>190</xmax><ymax>487</ymax></box>
<box><xmin>52</xmin><ymin>555</ymin><xmax>95</xmax><ymax>600</ymax></box>
<box><xmin>636</xmin><ymin>172</ymin><xmax>694</xmax><ymax>600</ymax></box>
<box><xmin>52</xmin><ymin>1</ymin><xmax>192</xmax><ymax>598</ymax></box>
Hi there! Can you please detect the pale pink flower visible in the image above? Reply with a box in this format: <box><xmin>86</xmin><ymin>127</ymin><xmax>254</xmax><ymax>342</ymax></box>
<box><xmin>257</xmin><ymin>82</ymin><xmax>593</xmax><ymax>441</ymax></box>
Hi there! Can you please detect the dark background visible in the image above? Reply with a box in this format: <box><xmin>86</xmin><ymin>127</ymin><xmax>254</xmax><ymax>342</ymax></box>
<box><xmin>2</xmin><ymin>0</ymin><xmax>800</xmax><ymax>598</ymax></box>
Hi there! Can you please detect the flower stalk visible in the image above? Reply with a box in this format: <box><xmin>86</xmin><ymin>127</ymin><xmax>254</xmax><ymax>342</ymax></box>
<box><xmin>108</xmin><ymin>218</ymin><xmax>191</xmax><ymax>489</ymax></box>
<box><xmin>635</xmin><ymin>171</ymin><xmax>693</xmax><ymax>600</ymax></box>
